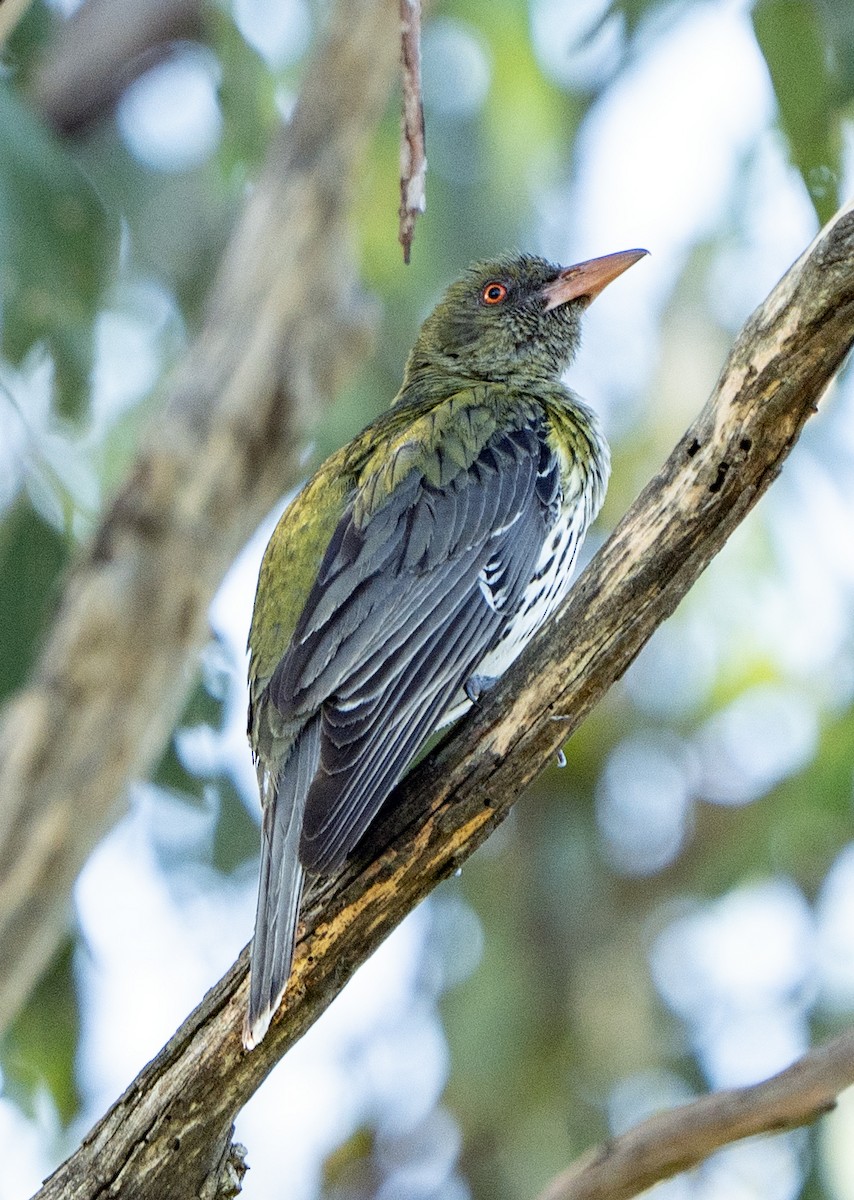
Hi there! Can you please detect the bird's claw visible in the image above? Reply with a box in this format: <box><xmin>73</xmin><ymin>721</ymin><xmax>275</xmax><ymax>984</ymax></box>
<box><xmin>464</xmin><ymin>673</ymin><xmax>495</xmax><ymax>704</ymax></box>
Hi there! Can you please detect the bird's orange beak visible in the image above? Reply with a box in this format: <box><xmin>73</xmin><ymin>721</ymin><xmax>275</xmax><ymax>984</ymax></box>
<box><xmin>542</xmin><ymin>248</ymin><xmax>648</xmax><ymax>311</ymax></box>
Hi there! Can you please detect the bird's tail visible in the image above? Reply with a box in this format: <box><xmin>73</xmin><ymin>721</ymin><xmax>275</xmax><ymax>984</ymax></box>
<box><xmin>243</xmin><ymin>717</ymin><xmax>321</xmax><ymax>1050</ymax></box>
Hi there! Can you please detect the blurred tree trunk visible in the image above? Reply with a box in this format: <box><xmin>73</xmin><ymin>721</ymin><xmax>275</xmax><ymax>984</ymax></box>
<box><xmin>0</xmin><ymin>0</ymin><xmax>399</xmax><ymax>1039</ymax></box>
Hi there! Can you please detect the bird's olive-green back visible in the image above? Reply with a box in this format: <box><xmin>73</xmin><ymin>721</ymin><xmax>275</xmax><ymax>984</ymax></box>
<box><xmin>249</xmin><ymin>458</ymin><xmax>352</xmax><ymax>696</ymax></box>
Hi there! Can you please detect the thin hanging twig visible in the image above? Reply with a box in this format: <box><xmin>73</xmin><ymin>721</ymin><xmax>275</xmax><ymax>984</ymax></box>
<box><xmin>398</xmin><ymin>0</ymin><xmax>426</xmax><ymax>262</ymax></box>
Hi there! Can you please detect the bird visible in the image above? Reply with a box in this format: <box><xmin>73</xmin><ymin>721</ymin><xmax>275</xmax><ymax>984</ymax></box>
<box><xmin>243</xmin><ymin>246</ymin><xmax>647</xmax><ymax>1048</ymax></box>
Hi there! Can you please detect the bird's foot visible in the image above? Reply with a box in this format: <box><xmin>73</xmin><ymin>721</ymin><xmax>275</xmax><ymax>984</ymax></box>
<box><xmin>464</xmin><ymin>673</ymin><xmax>496</xmax><ymax>704</ymax></box>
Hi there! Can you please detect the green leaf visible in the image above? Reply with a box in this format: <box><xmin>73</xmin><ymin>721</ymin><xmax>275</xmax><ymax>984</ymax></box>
<box><xmin>153</xmin><ymin>676</ymin><xmax>223</xmax><ymax>798</ymax></box>
<box><xmin>152</xmin><ymin>667</ymin><xmax>259</xmax><ymax>873</ymax></box>
<box><xmin>212</xmin><ymin>776</ymin><xmax>259</xmax><ymax>873</ymax></box>
<box><xmin>819</xmin><ymin>0</ymin><xmax>854</xmax><ymax>100</ymax></box>
<box><xmin>1</xmin><ymin>936</ymin><xmax>81</xmax><ymax>1125</ymax></box>
<box><xmin>0</xmin><ymin>500</ymin><xmax>69</xmax><ymax>702</ymax></box>
<box><xmin>0</xmin><ymin>84</ymin><xmax>118</xmax><ymax>417</ymax></box>
<box><xmin>210</xmin><ymin>7</ymin><xmax>279</xmax><ymax>180</ymax></box>
<box><xmin>752</xmin><ymin>0</ymin><xmax>842</xmax><ymax>224</ymax></box>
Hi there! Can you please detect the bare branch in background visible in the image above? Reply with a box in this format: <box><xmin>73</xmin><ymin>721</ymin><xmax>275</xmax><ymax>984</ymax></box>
<box><xmin>33</xmin><ymin>201</ymin><xmax>854</xmax><ymax>1200</ymax></box>
<box><xmin>31</xmin><ymin>0</ymin><xmax>201</xmax><ymax>133</ymax></box>
<box><xmin>536</xmin><ymin>1028</ymin><xmax>854</xmax><ymax>1200</ymax></box>
<box><xmin>399</xmin><ymin>0</ymin><xmax>427</xmax><ymax>262</ymax></box>
<box><xmin>0</xmin><ymin>0</ymin><xmax>399</xmax><ymax>1041</ymax></box>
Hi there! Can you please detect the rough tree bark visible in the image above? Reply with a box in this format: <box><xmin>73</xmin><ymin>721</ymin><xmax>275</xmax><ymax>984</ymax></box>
<box><xmin>0</xmin><ymin>0</ymin><xmax>399</xmax><ymax>1039</ymax></box>
<box><xmin>32</xmin><ymin>201</ymin><xmax>854</xmax><ymax>1200</ymax></box>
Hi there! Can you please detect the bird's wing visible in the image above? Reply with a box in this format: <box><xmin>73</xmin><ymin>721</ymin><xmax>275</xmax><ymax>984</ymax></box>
<box><xmin>267</xmin><ymin>420</ymin><xmax>562</xmax><ymax>875</ymax></box>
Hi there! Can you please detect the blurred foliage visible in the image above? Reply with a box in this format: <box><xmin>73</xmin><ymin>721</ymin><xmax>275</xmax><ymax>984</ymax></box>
<box><xmin>753</xmin><ymin>0</ymin><xmax>844</xmax><ymax>223</ymax></box>
<box><xmin>0</xmin><ymin>500</ymin><xmax>67</xmax><ymax>701</ymax></box>
<box><xmin>0</xmin><ymin>937</ymin><xmax>80</xmax><ymax>1127</ymax></box>
<box><xmin>0</xmin><ymin>84</ymin><xmax>117</xmax><ymax>416</ymax></box>
<box><xmin>152</xmin><ymin>660</ymin><xmax>260</xmax><ymax>875</ymax></box>
<box><xmin>0</xmin><ymin>1</ymin><xmax>853</xmax><ymax>1199</ymax></box>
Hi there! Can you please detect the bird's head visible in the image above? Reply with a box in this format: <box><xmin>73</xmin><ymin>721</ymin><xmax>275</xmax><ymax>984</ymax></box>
<box><xmin>402</xmin><ymin>249</ymin><xmax>647</xmax><ymax>388</ymax></box>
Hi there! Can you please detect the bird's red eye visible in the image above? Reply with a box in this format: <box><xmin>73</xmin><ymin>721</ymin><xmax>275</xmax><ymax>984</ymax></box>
<box><xmin>482</xmin><ymin>281</ymin><xmax>508</xmax><ymax>305</ymax></box>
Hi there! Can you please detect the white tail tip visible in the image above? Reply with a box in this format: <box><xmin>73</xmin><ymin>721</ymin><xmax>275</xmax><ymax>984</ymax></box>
<box><xmin>242</xmin><ymin>1006</ymin><xmax>274</xmax><ymax>1051</ymax></box>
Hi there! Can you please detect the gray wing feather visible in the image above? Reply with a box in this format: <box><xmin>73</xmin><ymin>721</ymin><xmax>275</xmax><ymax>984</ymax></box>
<box><xmin>267</xmin><ymin>422</ymin><xmax>556</xmax><ymax>877</ymax></box>
<box><xmin>301</xmin><ymin>581</ymin><xmax>507</xmax><ymax>871</ymax></box>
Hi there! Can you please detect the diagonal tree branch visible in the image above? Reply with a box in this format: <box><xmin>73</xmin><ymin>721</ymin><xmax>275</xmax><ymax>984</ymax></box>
<box><xmin>0</xmin><ymin>0</ymin><xmax>399</xmax><ymax>1039</ymax></box>
<box><xmin>33</xmin><ymin>203</ymin><xmax>854</xmax><ymax>1199</ymax></box>
<box><xmin>536</xmin><ymin>1027</ymin><xmax>854</xmax><ymax>1200</ymax></box>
